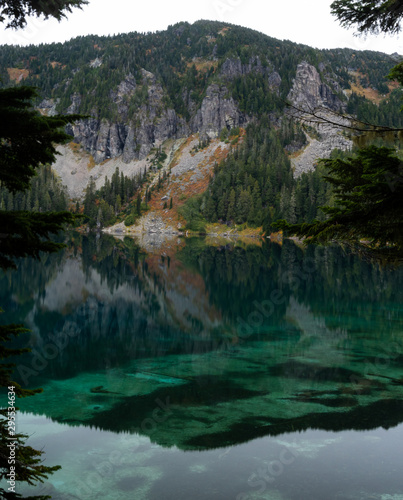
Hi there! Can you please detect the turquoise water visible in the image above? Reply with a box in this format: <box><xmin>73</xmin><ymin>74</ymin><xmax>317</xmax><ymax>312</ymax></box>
<box><xmin>1</xmin><ymin>235</ymin><xmax>403</xmax><ymax>499</ymax></box>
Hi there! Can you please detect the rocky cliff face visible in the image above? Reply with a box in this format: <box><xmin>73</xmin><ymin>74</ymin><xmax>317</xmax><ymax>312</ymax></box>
<box><xmin>191</xmin><ymin>83</ymin><xmax>244</xmax><ymax>138</ymax></box>
<box><xmin>287</xmin><ymin>61</ymin><xmax>344</xmax><ymax>112</ymax></box>
<box><xmin>287</xmin><ymin>61</ymin><xmax>352</xmax><ymax>176</ymax></box>
<box><xmin>56</xmin><ymin>57</ymin><xmax>285</xmax><ymax>164</ymax></box>
<box><xmin>46</xmin><ymin>57</ymin><xmax>351</xmax><ymax>185</ymax></box>
<box><xmin>64</xmin><ymin>70</ymin><xmax>189</xmax><ymax>164</ymax></box>
<box><xmin>62</xmin><ymin>74</ymin><xmax>244</xmax><ymax>163</ymax></box>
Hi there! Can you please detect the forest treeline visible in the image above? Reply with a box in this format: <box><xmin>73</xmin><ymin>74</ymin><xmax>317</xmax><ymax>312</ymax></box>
<box><xmin>0</xmin><ymin>118</ymin><xmax>397</xmax><ymax>236</ymax></box>
<box><xmin>0</xmin><ymin>165</ymin><xmax>69</xmax><ymax>212</ymax></box>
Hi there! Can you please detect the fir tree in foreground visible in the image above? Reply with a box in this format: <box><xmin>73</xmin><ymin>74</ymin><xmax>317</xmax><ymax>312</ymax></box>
<box><xmin>274</xmin><ymin>146</ymin><xmax>403</xmax><ymax>260</ymax></box>
<box><xmin>0</xmin><ymin>87</ymin><xmax>80</xmax><ymax>269</ymax></box>
<box><xmin>0</xmin><ymin>0</ymin><xmax>87</xmax><ymax>29</ymax></box>
<box><xmin>0</xmin><ymin>85</ymin><xmax>80</xmax><ymax>499</ymax></box>
<box><xmin>274</xmin><ymin>0</ymin><xmax>403</xmax><ymax>261</ymax></box>
<box><xmin>1</xmin><ymin>3</ymin><xmax>85</xmax><ymax>489</ymax></box>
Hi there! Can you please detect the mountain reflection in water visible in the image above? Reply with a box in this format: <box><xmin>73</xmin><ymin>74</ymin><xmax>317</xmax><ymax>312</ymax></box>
<box><xmin>1</xmin><ymin>234</ymin><xmax>403</xmax><ymax>500</ymax></box>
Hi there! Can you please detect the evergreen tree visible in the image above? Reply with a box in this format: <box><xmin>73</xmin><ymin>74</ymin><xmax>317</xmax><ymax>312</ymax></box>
<box><xmin>96</xmin><ymin>206</ymin><xmax>103</xmax><ymax>228</ymax></box>
<box><xmin>227</xmin><ymin>188</ymin><xmax>236</xmax><ymax>222</ymax></box>
<box><xmin>0</xmin><ymin>87</ymin><xmax>79</xmax><ymax>269</ymax></box>
<box><xmin>204</xmin><ymin>197</ymin><xmax>217</xmax><ymax>222</ymax></box>
<box><xmin>274</xmin><ymin>0</ymin><xmax>403</xmax><ymax>260</ymax></box>
<box><xmin>115</xmin><ymin>194</ymin><xmax>122</xmax><ymax>215</ymax></box>
<box><xmin>0</xmin><ymin>0</ymin><xmax>87</xmax><ymax>29</ymax></box>
<box><xmin>0</xmin><ymin>87</ymin><xmax>79</xmax><ymax>499</ymax></box>
<box><xmin>83</xmin><ymin>177</ymin><xmax>97</xmax><ymax>227</ymax></box>
<box><xmin>1</xmin><ymin>4</ymin><xmax>84</xmax><ymax>490</ymax></box>
<box><xmin>331</xmin><ymin>0</ymin><xmax>403</xmax><ymax>35</ymax></box>
<box><xmin>274</xmin><ymin>147</ymin><xmax>403</xmax><ymax>259</ymax></box>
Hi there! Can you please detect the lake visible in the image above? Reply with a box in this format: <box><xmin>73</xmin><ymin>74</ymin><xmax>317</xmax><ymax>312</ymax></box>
<box><xmin>1</xmin><ymin>234</ymin><xmax>403</xmax><ymax>500</ymax></box>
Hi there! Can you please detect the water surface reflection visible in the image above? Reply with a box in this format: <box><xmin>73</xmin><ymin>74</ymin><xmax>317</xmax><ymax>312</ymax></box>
<box><xmin>1</xmin><ymin>235</ymin><xmax>403</xmax><ymax>499</ymax></box>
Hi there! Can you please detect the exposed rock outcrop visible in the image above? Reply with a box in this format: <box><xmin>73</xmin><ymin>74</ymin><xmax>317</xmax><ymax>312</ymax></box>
<box><xmin>63</xmin><ymin>58</ymin><xmax>284</xmax><ymax>163</ymax></box>
<box><xmin>287</xmin><ymin>61</ymin><xmax>344</xmax><ymax>112</ymax></box>
<box><xmin>38</xmin><ymin>98</ymin><xmax>58</xmax><ymax>116</ymax></box>
<box><xmin>66</xmin><ymin>92</ymin><xmax>81</xmax><ymax>114</ymax></box>
<box><xmin>191</xmin><ymin>83</ymin><xmax>244</xmax><ymax>138</ymax></box>
<box><xmin>287</xmin><ymin>61</ymin><xmax>352</xmax><ymax>176</ymax></box>
<box><xmin>66</xmin><ymin>71</ymin><xmax>189</xmax><ymax>164</ymax></box>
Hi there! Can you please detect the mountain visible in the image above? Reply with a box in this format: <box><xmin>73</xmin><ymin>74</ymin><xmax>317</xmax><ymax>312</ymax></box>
<box><xmin>1</xmin><ymin>20</ymin><xmax>402</xmax><ymax>234</ymax></box>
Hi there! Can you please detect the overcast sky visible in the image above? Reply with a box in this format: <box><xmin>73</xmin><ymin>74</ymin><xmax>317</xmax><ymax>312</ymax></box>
<box><xmin>0</xmin><ymin>0</ymin><xmax>402</xmax><ymax>54</ymax></box>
